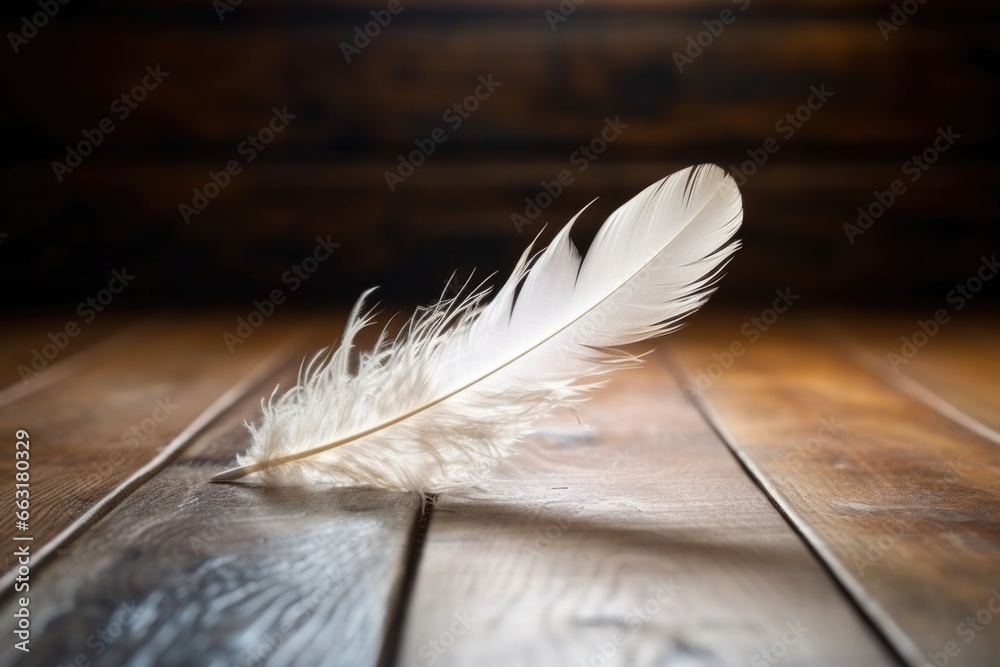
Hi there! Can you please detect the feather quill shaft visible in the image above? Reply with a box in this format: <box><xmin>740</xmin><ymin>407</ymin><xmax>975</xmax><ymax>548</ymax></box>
<box><xmin>212</xmin><ymin>164</ymin><xmax>743</xmax><ymax>490</ymax></box>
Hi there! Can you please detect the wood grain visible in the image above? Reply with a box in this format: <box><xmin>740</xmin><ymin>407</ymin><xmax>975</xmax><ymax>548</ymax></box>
<box><xmin>4</xmin><ymin>3</ymin><xmax>996</xmax><ymax>309</ymax></box>
<box><xmin>0</xmin><ymin>315</ymin><xmax>306</xmax><ymax>584</ymax></box>
<box><xmin>666</xmin><ymin>315</ymin><xmax>1000</xmax><ymax>667</ymax></box>
<box><xmin>827</xmin><ymin>314</ymin><xmax>1000</xmax><ymax>444</ymax></box>
<box><xmin>77</xmin><ymin>0</ymin><xmax>1000</xmax><ymax>12</ymax></box>
<box><xmin>0</xmin><ymin>361</ymin><xmax>422</xmax><ymax>667</ymax></box>
<box><xmin>7</xmin><ymin>160</ymin><xmax>995</xmax><ymax>306</ymax></box>
<box><xmin>396</xmin><ymin>356</ymin><xmax>899</xmax><ymax>667</ymax></box>
<box><xmin>0</xmin><ymin>313</ymin><xmax>145</xmax><ymax>406</ymax></box>
<box><xmin>7</xmin><ymin>23</ymin><xmax>995</xmax><ymax>154</ymax></box>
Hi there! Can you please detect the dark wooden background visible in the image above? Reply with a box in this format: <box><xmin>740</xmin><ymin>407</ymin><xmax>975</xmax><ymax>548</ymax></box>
<box><xmin>2</xmin><ymin>0</ymin><xmax>998</xmax><ymax>311</ymax></box>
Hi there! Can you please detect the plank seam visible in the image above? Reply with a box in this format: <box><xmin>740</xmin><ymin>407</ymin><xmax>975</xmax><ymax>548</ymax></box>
<box><xmin>0</xmin><ymin>331</ymin><xmax>308</xmax><ymax>598</ymax></box>
<box><xmin>659</xmin><ymin>348</ymin><xmax>915</xmax><ymax>667</ymax></box>
<box><xmin>823</xmin><ymin>329</ymin><xmax>1000</xmax><ymax>449</ymax></box>
<box><xmin>377</xmin><ymin>494</ymin><xmax>436</xmax><ymax>667</ymax></box>
<box><xmin>0</xmin><ymin>316</ymin><xmax>158</xmax><ymax>408</ymax></box>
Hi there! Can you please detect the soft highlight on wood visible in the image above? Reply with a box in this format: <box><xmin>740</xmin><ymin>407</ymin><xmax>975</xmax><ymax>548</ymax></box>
<box><xmin>0</xmin><ymin>316</ymin><xmax>305</xmax><ymax>583</ymax></box>
<box><xmin>667</xmin><ymin>315</ymin><xmax>1000</xmax><ymax>667</ymax></box>
<box><xmin>397</xmin><ymin>356</ymin><xmax>899</xmax><ymax>666</ymax></box>
<box><xmin>1</xmin><ymin>311</ymin><xmax>995</xmax><ymax>665</ymax></box>
<box><xmin>0</xmin><ymin>358</ymin><xmax>423</xmax><ymax>667</ymax></box>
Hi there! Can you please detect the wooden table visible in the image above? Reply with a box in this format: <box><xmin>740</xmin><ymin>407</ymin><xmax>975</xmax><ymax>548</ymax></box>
<box><xmin>1</xmin><ymin>310</ymin><xmax>997</xmax><ymax>667</ymax></box>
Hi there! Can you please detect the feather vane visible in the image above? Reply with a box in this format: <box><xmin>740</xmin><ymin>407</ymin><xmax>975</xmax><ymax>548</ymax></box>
<box><xmin>212</xmin><ymin>164</ymin><xmax>743</xmax><ymax>491</ymax></box>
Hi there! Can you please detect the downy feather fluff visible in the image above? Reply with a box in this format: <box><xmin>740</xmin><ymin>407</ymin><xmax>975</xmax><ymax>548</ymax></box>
<box><xmin>213</xmin><ymin>164</ymin><xmax>743</xmax><ymax>491</ymax></box>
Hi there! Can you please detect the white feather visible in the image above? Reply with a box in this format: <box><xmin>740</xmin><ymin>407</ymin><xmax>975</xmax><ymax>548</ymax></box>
<box><xmin>213</xmin><ymin>164</ymin><xmax>743</xmax><ymax>491</ymax></box>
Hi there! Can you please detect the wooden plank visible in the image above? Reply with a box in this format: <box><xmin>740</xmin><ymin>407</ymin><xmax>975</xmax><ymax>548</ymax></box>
<box><xmin>0</xmin><ymin>356</ymin><xmax>422</xmax><ymax>667</ymax></box>
<box><xmin>667</xmin><ymin>315</ymin><xmax>1000</xmax><ymax>667</ymax></box>
<box><xmin>73</xmin><ymin>0</ymin><xmax>1000</xmax><ymax>13</ymax></box>
<box><xmin>0</xmin><ymin>313</ymin><xmax>145</xmax><ymax>406</ymax></box>
<box><xmin>0</xmin><ymin>312</ymin><xmax>119</xmax><ymax>393</ymax></box>
<box><xmin>6</xmin><ymin>160</ymin><xmax>995</xmax><ymax>306</ymax></box>
<box><xmin>6</xmin><ymin>22</ymin><xmax>996</xmax><ymax>155</ymax></box>
<box><xmin>827</xmin><ymin>314</ymin><xmax>1000</xmax><ymax>444</ymax></box>
<box><xmin>0</xmin><ymin>315</ymin><xmax>306</xmax><ymax>583</ymax></box>
<box><xmin>397</xmin><ymin>356</ymin><xmax>899</xmax><ymax>666</ymax></box>
<box><xmin>14</xmin><ymin>161</ymin><xmax>993</xmax><ymax>232</ymax></box>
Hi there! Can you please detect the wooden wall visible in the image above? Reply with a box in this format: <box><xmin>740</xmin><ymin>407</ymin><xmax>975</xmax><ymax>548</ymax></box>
<box><xmin>2</xmin><ymin>0</ymin><xmax>998</xmax><ymax>309</ymax></box>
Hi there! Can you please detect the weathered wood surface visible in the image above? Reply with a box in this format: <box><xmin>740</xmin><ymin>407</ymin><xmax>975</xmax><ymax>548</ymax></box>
<box><xmin>0</xmin><ymin>313</ymin><xmax>140</xmax><ymax>402</ymax></box>
<box><xmin>5</xmin><ymin>2</ymin><xmax>997</xmax><ymax>309</ymax></box>
<box><xmin>667</xmin><ymin>315</ymin><xmax>1000</xmax><ymax>667</ymax></box>
<box><xmin>8</xmin><ymin>161</ymin><xmax>994</xmax><ymax>307</ymax></box>
<box><xmin>397</xmin><ymin>356</ymin><xmax>899</xmax><ymax>667</ymax></box>
<box><xmin>828</xmin><ymin>314</ymin><xmax>1000</xmax><ymax>444</ymax></box>
<box><xmin>8</xmin><ymin>23</ymin><xmax>994</xmax><ymax>154</ymax></box>
<box><xmin>0</xmin><ymin>316</ymin><xmax>306</xmax><ymax>583</ymax></box>
<box><xmin>2</xmin><ymin>311</ymin><xmax>996</xmax><ymax>665</ymax></box>
<box><xmin>0</xmin><ymin>360</ymin><xmax>422</xmax><ymax>667</ymax></box>
<box><xmin>79</xmin><ymin>0</ymin><xmax>1000</xmax><ymax>11</ymax></box>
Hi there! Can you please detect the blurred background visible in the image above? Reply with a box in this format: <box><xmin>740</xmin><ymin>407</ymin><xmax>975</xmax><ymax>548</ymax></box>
<box><xmin>1</xmin><ymin>0</ymin><xmax>998</xmax><ymax>314</ymax></box>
